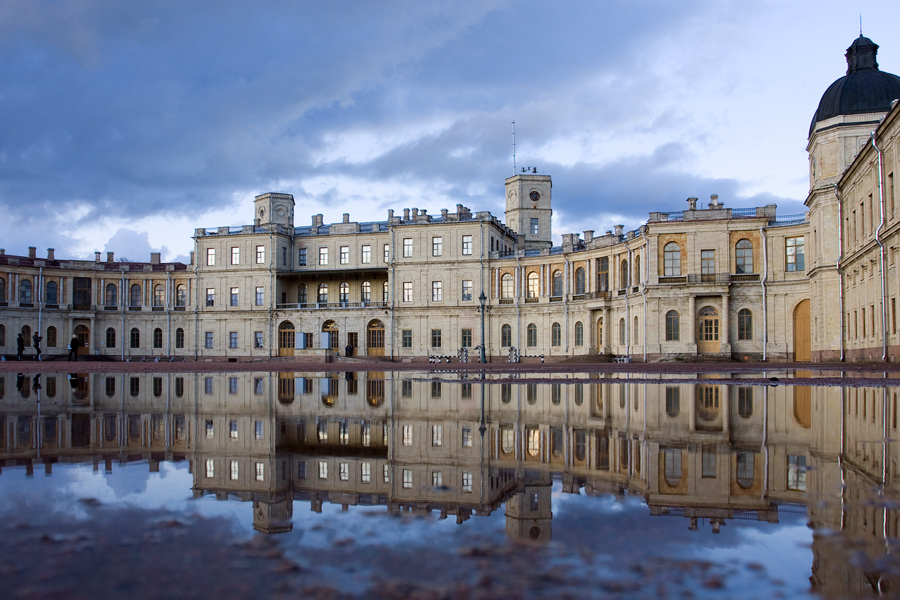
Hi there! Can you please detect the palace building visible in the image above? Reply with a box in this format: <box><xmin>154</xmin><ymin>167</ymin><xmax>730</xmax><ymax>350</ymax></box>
<box><xmin>0</xmin><ymin>36</ymin><xmax>898</xmax><ymax>363</ymax></box>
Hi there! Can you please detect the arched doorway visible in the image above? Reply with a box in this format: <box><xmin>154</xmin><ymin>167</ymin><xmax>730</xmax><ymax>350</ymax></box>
<box><xmin>367</xmin><ymin>320</ymin><xmax>385</xmax><ymax>357</ymax></box>
<box><xmin>793</xmin><ymin>300</ymin><xmax>811</xmax><ymax>362</ymax></box>
<box><xmin>74</xmin><ymin>324</ymin><xmax>90</xmax><ymax>356</ymax></box>
<box><xmin>278</xmin><ymin>321</ymin><xmax>295</xmax><ymax>357</ymax></box>
<box><xmin>322</xmin><ymin>320</ymin><xmax>339</xmax><ymax>350</ymax></box>
<box><xmin>697</xmin><ymin>306</ymin><xmax>720</xmax><ymax>354</ymax></box>
<box><xmin>596</xmin><ymin>317</ymin><xmax>604</xmax><ymax>350</ymax></box>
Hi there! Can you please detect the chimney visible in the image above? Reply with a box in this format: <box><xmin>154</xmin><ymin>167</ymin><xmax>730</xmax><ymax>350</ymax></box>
<box><xmin>709</xmin><ymin>194</ymin><xmax>720</xmax><ymax>208</ymax></box>
<box><xmin>441</xmin><ymin>208</ymin><xmax>448</xmax><ymax>219</ymax></box>
<box><xmin>388</xmin><ymin>209</ymin><xmax>394</xmax><ymax>220</ymax></box>
<box><xmin>403</xmin><ymin>208</ymin><xmax>410</xmax><ymax>220</ymax></box>
<box><xmin>94</xmin><ymin>251</ymin><xmax>101</xmax><ymax>262</ymax></box>
<box><xmin>411</xmin><ymin>208</ymin><xmax>419</xmax><ymax>218</ymax></box>
<box><xmin>47</xmin><ymin>248</ymin><xmax>55</xmax><ymax>260</ymax></box>
<box><xmin>583</xmin><ymin>230</ymin><xmax>594</xmax><ymax>243</ymax></box>
<box><xmin>150</xmin><ymin>252</ymin><xmax>161</xmax><ymax>265</ymax></box>
<box><xmin>107</xmin><ymin>252</ymin><xmax>114</xmax><ymax>263</ymax></box>
<box><xmin>687</xmin><ymin>197</ymin><xmax>698</xmax><ymax>210</ymax></box>
<box><xmin>29</xmin><ymin>247</ymin><xmax>37</xmax><ymax>259</ymax></box>
<box><xmin>312</xmin><ymin>214</ymin><xmax>323</xmax><ymax>227</ymax></box>
<box><xmin>614</xmin><ymin>225</ymin><xmax>624</xmax><ymax>238</ymax></box>
<box><xmin>342</xmin><ymin>213</ymin><xmax>350</xmax><ymax>224</ymax></box>
<box><xmin>0</xmin><ymin>249</ymin><xmax>4</xmax><ymax>255</ymax></box>
<box><xmin>189</xmin><ymin>251</ymin><xmax>194</xmax><ymax>265</ymax></box>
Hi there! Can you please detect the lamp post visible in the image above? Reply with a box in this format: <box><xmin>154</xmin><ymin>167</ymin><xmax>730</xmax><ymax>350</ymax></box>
<box><xmin>478</xmin><ymin>291</ymin><xmax>487</xmax><ymax>363</ymax></box>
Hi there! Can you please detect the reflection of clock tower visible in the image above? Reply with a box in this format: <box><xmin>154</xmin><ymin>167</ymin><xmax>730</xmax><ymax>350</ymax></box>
<box><xmin>254</xmin><ymin>192</ymin><xmax>295</xmax><ymax>228</ymax></box>
<box><xmin>505</xmin><ymin>174</ymin><xmax>552</xmax><ymax>251</ymax></box>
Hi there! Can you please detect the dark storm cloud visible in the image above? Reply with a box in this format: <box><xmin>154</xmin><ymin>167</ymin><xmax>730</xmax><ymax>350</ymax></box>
<box><xmin>0</xmin><ymin>0</ymin><xmax>784</xmax><ymax>257</ymax></box>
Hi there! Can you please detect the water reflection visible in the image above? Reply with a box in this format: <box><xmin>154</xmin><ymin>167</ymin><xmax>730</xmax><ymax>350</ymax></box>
<box><xmin>2</xmin><ymin>370</ymin><xmax>900</xmax><ymax>596</ymax></box>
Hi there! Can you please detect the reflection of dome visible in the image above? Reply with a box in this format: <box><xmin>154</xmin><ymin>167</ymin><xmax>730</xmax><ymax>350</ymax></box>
<box><xmin>810</xmin><ymin>36</ymin><xmax>900</xmax><ymax>135</ymax></box>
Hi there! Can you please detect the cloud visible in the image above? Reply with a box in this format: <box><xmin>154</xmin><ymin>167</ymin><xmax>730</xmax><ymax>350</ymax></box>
<box><xmin>103</xmin><ymin>228</ymin><xmax>167</xmax><ymax>263</ymax></box>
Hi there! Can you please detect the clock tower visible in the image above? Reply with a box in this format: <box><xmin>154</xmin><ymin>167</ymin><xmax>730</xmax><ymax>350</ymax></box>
<box><xmin>505</xmin><ymin>173</ymin><xmax>552</xmax><ymax>251</ymax></box>
<box><xmin>254</xmin><ymin>192</ymin><xmax>295</xmax><ymax>228</ymax></box>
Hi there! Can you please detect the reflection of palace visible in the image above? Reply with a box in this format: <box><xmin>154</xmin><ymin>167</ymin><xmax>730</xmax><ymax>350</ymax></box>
<box><xmin>2</xmin><ymin>37</ymin><xmax>900</xmax><ymax>363</ymax></box>
<box><xmin>4</xmin><ymin>370</ymin><xmax>899</xmax><ymax>594</ymax></box>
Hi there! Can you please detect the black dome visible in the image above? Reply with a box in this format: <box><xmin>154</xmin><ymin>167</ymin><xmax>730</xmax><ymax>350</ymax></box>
<box><xmin>810</xmin><ymin>36</ymin><xmax>900</xmax><ymax>135</ymax></box>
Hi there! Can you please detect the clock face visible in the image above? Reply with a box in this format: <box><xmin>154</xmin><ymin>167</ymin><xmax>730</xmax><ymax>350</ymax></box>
<box><xmin>529</xmin><ymin>190</ymin><xmax>540</xmax><ymax>202</ymax></box>
<box><xmin>276</xmin><ymin>207</ymin><xmax>286</xmax><ymax>217</ymax></box>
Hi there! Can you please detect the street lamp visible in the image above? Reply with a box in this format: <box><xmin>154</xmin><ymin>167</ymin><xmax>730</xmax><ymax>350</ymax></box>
<box><xmin>478</xmin><ymin>291</ymin><xmax>487</xmax><ymax>363</ymax></box>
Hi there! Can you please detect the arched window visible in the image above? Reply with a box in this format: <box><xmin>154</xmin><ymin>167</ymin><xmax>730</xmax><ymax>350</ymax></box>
<box><xmin>665</xmin><ymin>387</ymin><xmax>680</xmax><ymax>417</ymax></box>
<box><xmin>339</xmin><ymin>282</ymin><xmax>349</xmax><ymax>303</ymax></box>
<box><xmin>322</xmin><ymin>320</ymin><xmax>339</xmax><ymax>350</ymax></box>
<box><xmin>46</xmin><ymin>326</ymin><xmax>57</xmax><ymax>347</ymax></box>
<box><xmin>526</xmin><ymin>323</ymin><xmax>537</xmax><ymax>347</ymax></box>
<box><xmin>0</xmin><ymin>277</ymin><xmax>5</xmax><ymax>302</ymax></box>
<box><xmin>317</xmin><ymin>283</ymin><xmax>328</xmax><ymax>304</ymax></box>
<box><xmin>663</xmin><ymin>242</ymin><xmax>681</xmax><ymax>276</ymax></box>
<box><xmin>106</xmin><ymin>283</ymin><xmax>118</xmax><ymax>307</ymax></box>
<box><xmin>735</xmin><ymin>239</ymin><xmax>753</xmax><ymax>274</ymax></box>
<box><xmin>552</xmin><ymin>270</ymin><xmax>563</xmax><ymax>297</ymax></box>
<box><xmin>738</xmin><ymin>308</ymin><xmax>753</xmax><ymax>340</ymax></box>
<box><xmin>575</xmin><ymin>268</ymin><xmax>585</xmax><ymax>295</ymax></box>
<box><xmin>551</xmin><ymin>322</ymin><xmax>561</xmax><ymax>346</ymax></box>
<box><xmin>130</xmin><ymin>284</ymin><xmax>142</xmax><ymax>307</ymax></box>
<box><xmin>153</xmin><ymin>328</ymin><xmax>163</xmax><ymax>349</ymax></box>
<box><xmin>382</xmin><ymin>281</ymin><xmax>389</xmax><ymax>303</ymax></box>
<box><xmin>130</xmin><ymin>328</ymin><xmax>140</xmax><ymax>348</ymax></box>
<box><xmin>634</xmin><ymin>256</ymin><xmax>641</xmax><ymax>286</ymax></box>
<box><xmin>736</xmin><ymin>452</ymin><xmax>755</xmax><ymax>489</ymax></box>
<box><xmin>620</xmin><ymin>260</ymin><xmax>628</xmax><ymax>289</ymax></box>
<box><xmin>575</xmin><ymin>321</ymin><xmax>584</xmax><ymax>346</ymax></box>
<box><xmin>361</xmin><ymin>281</ymin><xmax>371</xmax><ymax>303</ymax></box>
<box><xmin>175</xmin><ymin>328</ymin><xmax>185</xmax><ymax>349</ymax></box>
<box><xmin>597</xmin><ymin>317</ymin><xmax>603</xmax><ymax>346</ymax></box>
<box><xmin>106</xmin><ymin>327</ymin><xmax>116</xmax><ymax>349</ymax></box>
<box><xmin>527</xmin><ymin>272</ymin><xmax>539</xmax><ymax>298</ymax></box>
<box><xmin>633</xmin><ymin>316</ymin><xmax>639</xmax><ymax>344</ymax></box>
<box><xmin>45</xmin><ymin>281</ymin><xmax>58</xmax><ymax>305</ymax></box>
<box><xmin>19</xmin><ymin>279</ymin><xmax>32</xmax><ymax>304</ymax></box>
<box><xmin>666</xmin><ymin>310</ymin><xmax>680</xmax><ymax>341</ymax></box>
<box><xmin>501</xmin><ymin>384</ymin><xmax>512</xmax><ymax>404</ymax></box>
<box><xmin>663</xmin><ymin>448</ymin><xmax>682</xmax><ymax>487</ymax></box>
<box><xmin>0</xmin><ymin>324</ymin><xmax>6</xmax><ymax>346</ymax></box>
<box><xmin>501</xmin><ymin>324</ymin><xmax>512</xmax><ymax>347</ymax></box>
<box><xmin>501</xmin><ymin>273</ymin><xmax>514</xmax><ymax>299</ymax></box>
<box><xmin>153</xmin><ymin>284</ymin><xmax>164</xmax><ymax>307</ymax></box>
<box><xmin>619</xmin><ymin>318</ymin><xmax>626</xmax><ymax>345</ymax></box>
<box><xmin>297</xmin><ymin>284</ymin><xmax>307</xmax><ymax>304</ymax></box>
<box><xmin>738</xmin><ymin>387</ymin><xmax>753</xmax><ymax>418</ymax></box>
<box><xmin>175</xmin><ymin>285</ymin><xmax>186</xmax><ymax>307</ymax></box>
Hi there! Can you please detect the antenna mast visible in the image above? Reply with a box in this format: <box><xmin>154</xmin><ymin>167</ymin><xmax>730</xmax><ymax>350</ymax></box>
<box><xmin>511</xmin><ymin>120</ymin><xmax>516</xmax><ymax>175</ymax></box>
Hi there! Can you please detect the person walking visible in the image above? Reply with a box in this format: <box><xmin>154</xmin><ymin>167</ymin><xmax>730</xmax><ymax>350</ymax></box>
<box><xmin>16</xmin><ymin>333</ymin><xmax>25</xmax><ymax>361</ymax></box>
<box><xmin>68</xmin><ymin>335</ymin><xmax>81</xmax><ymax>361</ymax></box>
<box><xmin>32</xmin><ymin>332</ymin><xmax>42</xmax><ymax>361</ymax></box>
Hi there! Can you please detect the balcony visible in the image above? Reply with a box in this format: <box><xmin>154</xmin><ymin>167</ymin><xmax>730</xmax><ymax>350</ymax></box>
<box><xmin>730</xmin><ymin>273</ymin><xmax>760</xmax><ymax>282</ymax></box>
<box><xmin>499</xmin><ymin>298</ymin><xmax>514</xmax><ymax>305</ymax></box>
<box><xmin>658</xmin><ymin>276</ymin><xmax>686</xmax><ymax>284</ymax></box>
<box><xmin>276</xmin><ymin>301</ymin><xmax>389</xmax><ymax>310</ymax></box>
<box><xmin>524</xmin><ymin>297</ymin><xmax>539</xmax><ymax>304</ymax></box>
<box><xmin>687</xmin><ymin>273</ymin><xmax>730</xmax><ymax>284</ymax></box>
<box><xmin>549</xmin><ymin>296</ymin><xmax>563</xmax><ymax>303</ymax></box>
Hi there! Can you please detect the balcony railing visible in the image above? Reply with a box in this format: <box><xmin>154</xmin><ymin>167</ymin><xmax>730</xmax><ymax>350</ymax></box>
<box><xmin>499</xmin><ymin>298</ymin><xmax>514</xmax><ymax>305</ymax></box>
<box><xmin>549</xmin><ymin>296</ymin><xmax>563</xmax><ymax>303</ymax></box>
<box><xmin>730</xmin><ymin>273</ymin><xmax>760</xmax><ymax>282</ymax></box>
<box><xmin>524</xmin><ymin>297</ymin><xmax>539</xmax><ymax>304</ymax></box>
<box><xmin>276</xmin><ymin>301</ymin><xmax>389</xmax><ymax>310</ymax></box>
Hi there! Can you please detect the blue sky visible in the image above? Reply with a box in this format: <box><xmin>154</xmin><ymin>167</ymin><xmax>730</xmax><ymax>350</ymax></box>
<box><xmin>1</xmin><ymin>1</ymin><xmax>898</xmax><ymax>262</ymax></box>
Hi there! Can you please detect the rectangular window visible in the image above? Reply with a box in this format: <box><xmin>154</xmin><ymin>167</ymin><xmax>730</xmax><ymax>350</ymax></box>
<box><xmin>401</xmin><ymin>380</ymin><xmax>412</xmax><ymax>397</ymax></box>
<box><xmin>702</xmin><ymin>444</ymin><xmax>716</xmax><ymax>478</ymax></box>
<box><xmin>462</xmin><ymin>235</ymin><xmax>473</xmax><ymax>255</ymax></box>
<box><xmin>384</xmin><ymin>244</ymin><xmax>390</xmax><ymax>263</ymax></box>
<box><xmin>461</xmin><ymin>280</ymin><xmax>473</xmax><ymax>301</ymax></box>
<box><xmin>361</xmin><ymin>463</ymin><xmax>371</xmax><ymax>483</ymax></box>
<box><xmin>431</xmin><ymin>329</ymin><xmax>442</xmax><ymax>348</ymax></box>
<box><xmin>256</xmin><ymin>245</ymin><xmax>265</xmax><ymax>264</ymax></box>
<box><xmin>206</xmin><ymin>248</ymin><xmax>216</xmax><ymax>266</ymax></box>
<box><xmin>431</xmin><ymin>381</ymin><xmax>441</xmax><ymax>398</ymax></box>
<box><xmin>462</xmin><ymin>471</ymin><xmax>473</xmax><ymax>493</ymax></box>
<box><xmin>432</xmin><ymin>471</ymin><xmax>442</xmax><ymax>487</ymax></box>
<box><xmin>254</xmin><ymin>331</ymin><xmax>263</xmax><ymax>348</ymax></box>
<box><xmin>432</xmin><ymin>236</ymin><xmax>442</xmax><ymax>257</ymax></box>
<box><xmin>255</xmin><ymin>286</ymin><xmax>264</xmax><ymax>306</ymax></box>
<box><xmin>205</xmin><ymin>419</ymin><xmax>214</xmax><ymax>438</ymax></box>
<box><xmin>402</xmin><ymin>425</ymin><xmax>413</xmax><ymax>446</ymax></box>
<box><xmin>255</xmin><ymin>420</ymin><xmax>264</xmax><ymax>440</ymax></box>
<box><xmin>461</xmin><ymin>427</ymin><xmax>473</xmax><ymax>447</ymax></box>
<box><xmin>281</xmin><ymin>247</ymin><xmax>287</xmax><ymax>266</ymax></box>
<box><xmin>402</xmin><ymin>330</ymin><xmax>412</xmax><ymax>348</ymax></box>
<box><xmin>701</xmin><ymin>250</ymin><xmax>715</xmax><ymax>275</ymax></box>
<box><xmin>230</xmin><ymin>287</ymin><xmax>239</xmax><ymax>307</ymax></box>
<box><xmin>461</xmin><ymin>328</ymin><xmax>472</xmax><ymax>348</ymax></box>
<box><xmin>339</xmin><ymin>462</ymin><xmax>349</xmax><ymax>481</ymax></box>
<box><xmin>298</xmin><ymin>248</ymin><xmax>307</xmax><ymax>266</ymax></box>
<box><xmin>383</xmin><ymin>464</ymin><xmax>390</xmax><ymax>483</ymax></box>
<box><xmin>206</xmin><ymin>288</ymin><xmax>215</xmax><ymax>307</ymax></box>
<box><xmin>231</xmin><ymin>247</ymin><xmax>240</xmax><ymax>265</ymax></box>
<box><xmin>205</xmin><ymin>459</ymin><xmax>215</xmax><ymax>478</ymax></box>
<box><xmin>403</xmin><ymin>282</ymin><xmax>412</xmax><ymax>302</ymax></box>
<box><xmin>402</xmin><ymin>469</ymin><xmax>413</xmax><ymax>489</ymax></box>
<box><xmin>361</xmin><ymin>245</ymin><xmax>371</xmax><ymax>264</ymax></box>
<box><xmin>229</xmin><ymin>419</ymin><xmax>238</xmax><ymax>439</ymax></box>
<box><xmin>205</xmin><ymin>332</ymin><xmax>213</xmax><ymax>349</ymax></box>
<box><xmin>318</xmin><ymin>461</ymin><xmax>328</xmax><ymax>479</ymax></box>
<box><xmin>340</xmin><ymin>246</ymin><xmax>349</xmax><ymax>265</ymax></box>
<box><xmin>599</xmin><ymin>257</ymin><xmax>609</xmax><ymax>292</ymax></box>
<box><xmin>530</xmin><ymin>219</ymin><xmax>539</xmax><ymax>235</ymax></box>
<box><xmin>786</xmin><ymin>237</ymin><xmax>805</xmax><ymax>272</ymax></box>
<box><xmin>431</xmin><ymin>281</ymin><xmax>442</xmax><ymax>302</ymax></box>
<box><xmin>230</xmin><ymin>460</ymin><xmax>239</xmax><ymax>481</ymax></box>
<box><xmin>229</xmin><ymin>331</ymin><xmax>238</xmax><ymax>349</ymax></box>
<box><xmin>403</xmin><ymin>238</ymin><xmax>413</xmax><ymax>258</ymax></box>
<box><xmin>318</xmin><ymin>247</ymin><xmax>328</xmax><ymax>265</ymax></box>
<box><xmin>787</xmin><ymin>455</ymin><xmax>807</xmax><ymax>491</ymax></box>
<box><xmin>432</xmin><ymin>425</ymin><xmax>443</xmax><ymax>447</ymax></box>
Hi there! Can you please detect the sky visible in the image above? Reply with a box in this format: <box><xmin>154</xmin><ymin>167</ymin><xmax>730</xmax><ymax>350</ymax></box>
<box><xmin>1</xmin><ymin>1</ymin><xmax>899</xmax><ymax>263</ymax></box>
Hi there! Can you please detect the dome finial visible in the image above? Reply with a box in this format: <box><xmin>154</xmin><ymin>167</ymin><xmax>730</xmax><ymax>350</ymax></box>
<box><xmin>846</xmin><ymin>35</ymin><xmax>878</xmax><ymax>73</ymax></box>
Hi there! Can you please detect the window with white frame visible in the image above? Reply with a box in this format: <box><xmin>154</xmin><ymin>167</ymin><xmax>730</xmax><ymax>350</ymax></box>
<box><xmin>402</xmin><ymin>424</ymin><xmax>413</xmax><ymax>446</ymax></box>
<box><xmin>402</xmin><ymin>282</ymin><xmax>412</xmax><ymax>303</ymax></box>
<box><xmin>206</xmin><ymin>248</ymin><xmax>216</xmax><ymax>266</ymax></box>
<box><xmin>205</xmin><ymin>459</ymin><xmax>215</xmax><ymax>478</ymax></box>
<box><xmin>318</xmin><ymin>461</ymin><xmax>328</xmax><ymax>479</ymax></box>
<box><xmin>339</xmin><ymin>462</ymin><xmax>349</xmax><ymax>481</ymax></box>
<box><xmin>403</xmin><ymin>238</ymin><xmax>413</xmax><ymax>258</ymax></box>
<box><xmin>402</xmin><ymin>469</ymin><xmax>413</xmax><ymax>489</ymax></box>
<box><xmin>431</xmin><ymin>425</ymin><xmax>443</xmax><ymax>447</ymax></box>
<box><xmin>431</xmin><ymin>281</ymin><xmax>442</xmax><ymax>302</ymax></box>
<box><xmin>461</xmin><ymin>280</ymin><xmax>473</xmax><ymax>301</ymax></box>
<box><xmin>462</xmin><ymin>471</ymin><xmax>473</xmax><ymax>492</ymax></box>
<box><xmin>230</xmin><ymin>287</ymin><xmax>239</xmax><ymax>307</ymax></box>
<box><xmin>256</xmin><ymin>245</ymin><xmax>265</xmax><ymax>264</ymax></box>
<box><xmin>461</xmin><ymin>427</ymin><xmax>473</xmax><ymax>447</ymax></box>
<box><xmin>361</xmin><ymin>245</ymin><xmax>371</xmax><ymax>264</ymax></box>
<box><xmin>462</xmin><ymin>235</ymin><xmax>473</xmax><ymax>255</ymax></box>
<box><xmin>231</xmin><ymin>247</ymin><xmax>240</xmax><ymax>265</ymax></box>
<box><xmin>255</xmin><ymin>462</ymin><xmax>264</xmax><ymax>482</ymax></box>
<box><xmin>530</xmin><ymin>219</ymin><xmax>539</xmax><ymax>235</ymax></box>
<box><xmin>340</xmin><ymin>246</ymin><xmax>349</xmax><ymax>265</ymax></box>
<box><xmin>230</xmin><ymin>460</ymin><xmax>239</xmax><ymax>480</ymax></box>
<box><xmin>361</xmin><ymin>462</ymin><xmax>371</xmax><ymax>483</ymax></box>
<box><xmin>255</xmin><ymin>286</ymin><xmax>264</xmax><ymax>306</ymax></box>
<box><xmin>432</xmin><ymin>471</ymin><xmax>443</xmax><ymax>487</ymax></box>
<box><xmin>318</xmin><ymin>247</ymin><xmax>328</xmax><ymax>265</ymax></box>
<box><xmin>432</xmin><ymin>236</ymin><xmax>442</xmax><ymax>256</ymax></box>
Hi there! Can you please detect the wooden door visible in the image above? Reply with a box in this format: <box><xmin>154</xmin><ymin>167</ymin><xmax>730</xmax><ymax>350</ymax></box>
<box><xmin>696</xmin><ymin>307</ymin><xmax>720</xmax><ymax>354</ymax></box>
<box><xmin>74</xmin><ymin>324</ymin><xmax>90</xmax><ymax>356</ymax></box>
<box><xmin>793</xmin><ymin>300</ymin><xmax>811</xmax><ymax>362</ymax></box>
<box><xmin>278</xmin><ymin>322</ymin><xmax>295</xmax><ymax>357</ymax></box>
<box><xmin>367</xmin><ymin>320</ymin><xmax>385</xmax><ymax>357</ymax></box>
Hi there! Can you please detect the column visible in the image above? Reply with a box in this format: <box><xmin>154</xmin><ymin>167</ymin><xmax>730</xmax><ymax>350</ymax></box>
<box><xmin>721</xmin><ymin>295</ymin><xmax>730</xmax><ymax>346</ymax></box>
<box><xmin>688</xmin><ymin>296</ymin><xmax>696</xmax><ymax>349</ymax></box>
